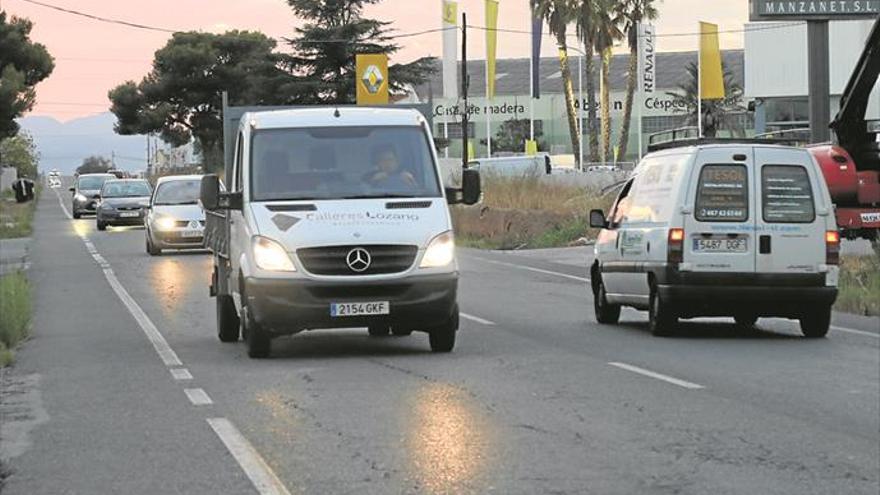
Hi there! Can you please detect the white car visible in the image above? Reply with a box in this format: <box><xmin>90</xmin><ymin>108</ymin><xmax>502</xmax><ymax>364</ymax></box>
<box><xmin>145</xmin><ymin>175</ymin><xmax>206</xmax><ymax>255</ymax></box>
<box><xmin>589</xmin><ymin>143</ymin><xmax>839</xmax><ymax>337</ymax></box>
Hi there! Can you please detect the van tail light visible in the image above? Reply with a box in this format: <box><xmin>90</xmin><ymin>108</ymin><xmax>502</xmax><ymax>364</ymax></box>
<box><xmin>668</xmin><ymin>228</ymin><xmax>685</xmax><ymax>264</ymax></box>
<box><xmin>825</xmin><ymin>230</ymin><xmax>840</xmax><ymax>265</ymax></box>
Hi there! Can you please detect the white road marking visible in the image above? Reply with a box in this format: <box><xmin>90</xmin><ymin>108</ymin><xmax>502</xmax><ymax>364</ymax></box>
<box><xmin>461</xmin><ymin>312</ymin><xmax>496</xmax><ymax>325</ymax></box>
<box><xmin>102</xmin><ymin>268</ymin><xmax>183</xmax><ymax>367</ymax></box>
<box><xmin>608</xmin><ymin>362</ymin><xmax>705</xmax><ymax>390</ymax></box>
<box><xmin>207</xmin><ymin>418</ymin><xmax>293</xmax><ymax>495</ymax></box>
<box><xmin>170</xmin><ymin>368</ymin><xmax>193</xmax><ymax>380</ymax></box>
<box><xmin>473</xmin><ymin>256</ymin><xmax>590</xmax><ymax>283</ymax></box>
<box><xmin>55</xmin><ymin>190</ymin><xmax>73</xmax><ymax>219</ymax></box>
<box><xmin>832</xmin><ymin>325</ymin><xmax>880</xmax><ymax>339</ymax></box>
<box><xmin>184</xmin><ymin>388</ymin><xmax>214</xmax><ymax>406</ymax></box>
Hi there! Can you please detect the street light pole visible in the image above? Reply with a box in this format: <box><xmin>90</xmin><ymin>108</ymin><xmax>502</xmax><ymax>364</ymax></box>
<box><xmin>578</xmin><ymin>51</ymin><xmax>583</xmax><ymax>171</ymax></box>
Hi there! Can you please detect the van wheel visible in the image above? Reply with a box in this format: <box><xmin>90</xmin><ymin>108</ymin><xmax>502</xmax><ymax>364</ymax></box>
<box><xmin>429</xmin><ymin>306</ymin><xmax>458</xmax><ymax>353</ymax></box>
<box><xmin>648</xmin><ymin>289</ymin><xmax>677</xmax><ymax>337</ymax></box>
<box><xmin>242</xmin><ymin>305</ymin><xmax>271</xmax><ymax>358</ymax></box>
<box><xmin>800</xmin><ymin>307</ymin><xmax>831</xmax><ymax>338</ymax></box>
<box><xmin>368</xmin><ymin>325</ymin><xmax>391</xmax><ymax>337</ymax></box>
<box><xmin>734</xmin><ymin>314</ymin><xmax>759</xmax><ymax>327</ymax></box>
<box><xmin>594</xmin><ymin>279</ymin><xmax>621</xmax><ymax>324</ymax></box>
<box><xmin>216</xmin><ymin>295</ymin><xmax>240</xmax><ymax>342</ymax></box>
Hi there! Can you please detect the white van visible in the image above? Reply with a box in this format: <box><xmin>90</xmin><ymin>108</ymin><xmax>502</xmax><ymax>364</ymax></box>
<box><xmin>588</xmin><ymin>143</ymin><xmax>840</xmax><ymax>337</ymax></box>
<box><xmin>201</xmin><ymin>107</ymin><xmax>480</xmax><ymax>358</ymax></box>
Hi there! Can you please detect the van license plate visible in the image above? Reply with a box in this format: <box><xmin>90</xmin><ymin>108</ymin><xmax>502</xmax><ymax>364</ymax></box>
<box><xmin>693</xmin><ymin>238</ymin><xmax>747</xmax><ymax>252</ymax></box>
<box><xmin>330</xmin><ymin>302</ymin><xmax>390</xmax><ymax>317</ymax></box>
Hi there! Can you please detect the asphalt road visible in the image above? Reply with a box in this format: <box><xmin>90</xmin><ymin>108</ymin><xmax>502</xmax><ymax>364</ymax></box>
<box><xmin>1</xmin><ymin>189</ymin><xmax>878</xmax><ymax>495</ymax></box>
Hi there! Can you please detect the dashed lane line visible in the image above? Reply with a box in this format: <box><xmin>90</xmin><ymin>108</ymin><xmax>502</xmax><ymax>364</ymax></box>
<box><xmin>608</xmin><ymin>362</ymin><xmax>705</xmax><ymax>390</ymax></box>
<box><xmin>207</xmin><ymin>418</ymin><xmax>294</xmax><ymax>495</ymax></box>
<box><xmin>184</xmin><ymin>388</ymin><xmax>214</xmax><ymax>406</ymax></box>
<box><xmin>171</xmin><ymin>368</ymin><xmax>194</xmax><ymax>380</ymax></box>
<box><xmin>832</xmin><ymin>325</ymin><xmax>880</xmax><ymax>339</ymax></box>
<box><xmin>461</xmin><ymin>312</ymin><xmax>496</xmax><ymax>325</ymax></box>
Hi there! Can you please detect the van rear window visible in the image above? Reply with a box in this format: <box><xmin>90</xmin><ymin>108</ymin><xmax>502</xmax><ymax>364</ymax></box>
<box><xmin>695</xmin><ymin>164</ymin><xmax>748</xmax><ymax>222</ymax></box>
<box><xmin>761</xmin><ymin>165</ymin><xmax>815</xmax><ymax>223</ymax></box>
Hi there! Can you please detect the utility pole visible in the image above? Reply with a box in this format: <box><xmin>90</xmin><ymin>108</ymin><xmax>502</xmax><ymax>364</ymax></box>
<box><xmin>461</xmin><ymin>12</ymin><xmax>469</xmax><ymax>171</ymax></box>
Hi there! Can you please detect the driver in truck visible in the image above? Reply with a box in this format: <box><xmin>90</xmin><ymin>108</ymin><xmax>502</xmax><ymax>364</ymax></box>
<box><xmin>365</xmin><ymin>145</ymin><xmax>417</xmax><ymax>190</ymax></box>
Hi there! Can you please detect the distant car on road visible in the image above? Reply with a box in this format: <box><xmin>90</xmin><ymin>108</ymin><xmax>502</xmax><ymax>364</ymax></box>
<box><xmin>70</xmin><ymin>173</ymin><xmax>115</xmax><ymax>218</ymax></box>
<box><xmin>95</xmin><ymin>179</ymin><xmax>152</xmax><ymax>231</ymax></box>
<box><xmin>144</xmin><ymin>175</ymin><xmax>206</xmax><ymax>255</ymax></box>
<box><xmin>589</xmin><ymin>142</ymin><xmax>839</xmax><ymax>338</ymax></box>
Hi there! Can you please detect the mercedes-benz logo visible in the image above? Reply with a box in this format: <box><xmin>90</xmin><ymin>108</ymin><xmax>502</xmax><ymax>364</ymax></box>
<box><xmin>346</xmin><ymin>247</ymin><xmax>371</xmax><ymax>273</ymax></box>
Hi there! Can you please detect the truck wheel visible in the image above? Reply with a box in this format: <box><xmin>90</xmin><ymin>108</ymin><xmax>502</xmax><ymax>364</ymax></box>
<box><xmin>734</xmin><ymin>314</ymin><xmax>759</xmax><ymax>327</ymax></box>
<box><xmin>216</xmin><ymin>295</ymin><xmax>240</xmax><ymax>343</ymax></box>
<box><xmin>428</xmin><ymin>306</ymin><xmax>458</xmax><ymax>353</ymax></box>
<box><xmin>243</xmin><ymin>305</ymin><xmax>271</xmax><ymax>358</ymax></box>
<box><xmin>800</xmin><ymin>307</ymin><xmax>831</xmax><ymax>338</ymax></box>
<box><xmin>368</xmin><ymin>325</ymin><xmax>391</xmax><ymax>337</ymax></box>
<box><xmin>594</xmin><ymin>279</ymin><xmax>621</xmax><ymax>324</ymax></box>
<box><xmin>648</xmin><ymin>288</ymin><xmax>677</xmax><ymax>337</ymax></box>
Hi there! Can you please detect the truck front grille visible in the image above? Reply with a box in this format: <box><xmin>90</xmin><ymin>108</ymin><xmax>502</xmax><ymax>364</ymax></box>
<box><xmin>297</xmin><ymin>245</ymin><xmax>418</xmax><ymax>276</ymax></box>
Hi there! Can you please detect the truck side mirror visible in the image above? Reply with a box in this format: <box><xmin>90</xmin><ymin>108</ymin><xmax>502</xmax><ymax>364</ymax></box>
<box><xmin>461</xmin><ymin>168</ymin><xmax>481</xmax><ymax>206</ymax></box>
<box><xmin>589</xmin><ymin>209</ymin><xmax>607</xmax><ymax>229</ymax></box>
<box><xmin>201</xmin><ymin>174</ymin><xmax>221</xmax><ymax>210</ymax></box>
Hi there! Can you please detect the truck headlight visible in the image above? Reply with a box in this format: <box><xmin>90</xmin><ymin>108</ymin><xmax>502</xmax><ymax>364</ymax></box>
<box><xmin>155</xmin><ymin>216</ymin><xmax>177</xmax><ymax>231</ymax></box>
<box><xmin>253</xmin><ymin>236</ymin><xmax>296</xmax><ymax>272</ymax></box>
<box><xmin>420</xmin><ymin>231</ymin><xmax>455</xmax><ymax>268</ymax></box>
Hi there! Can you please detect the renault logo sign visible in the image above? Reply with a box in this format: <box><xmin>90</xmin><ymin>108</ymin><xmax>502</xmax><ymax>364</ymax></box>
<box><xmin>361</xmin><ymin>65</ymin><xmax>384</xmax><ymax>94</ymax></box>
<box><xmin>355</xmin><ymin>54</ymin><xmax>389</xmax><ymax>104</ymax></box>
<box><xmin>346</xmin><ymin>247</ymin><xmax>372</xmax><ymax>273</ymax></box>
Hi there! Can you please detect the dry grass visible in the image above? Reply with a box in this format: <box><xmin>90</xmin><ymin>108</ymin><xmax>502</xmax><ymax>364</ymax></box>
<box><xmin>836</xmin><ymin>255</ymin><xmax>880</xmax><ymax>316</ymax></box>
<box><xmin>452</xmin><ymin>175</ymin><xmax>614</xmax><ymax>250</ymax></box>
<box><xmin>0</xmin><ymin>271</ymin><xmax>31</xmax><ymax>367</ymax></box>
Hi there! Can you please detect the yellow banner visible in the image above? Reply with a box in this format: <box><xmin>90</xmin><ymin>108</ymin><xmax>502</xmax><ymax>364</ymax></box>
<box><xmin>443</xmin><ymin>0</ymin><xmax>457</xmax><ymax>25</ymax></box>
<box><xmin>356</xmin><ymin>53</ymin><xmax>389</xmax><ymax>105</ymax></box>
<box><xmin>699</xmin><ymin>22</ymin><xmax>725</xmax><ymax>100</ymax></box>
<box><xmin>485</xmin><ymin>0</ymin><xmax>499</xmax><ymax>99</ymax></box>
<box><xmin>525</xmin><ymin>140</ymin><xmax>538</xmax><ymax>156</ymax></box>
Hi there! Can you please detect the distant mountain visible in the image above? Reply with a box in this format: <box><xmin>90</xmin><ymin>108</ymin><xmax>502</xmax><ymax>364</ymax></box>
<box><xmin>16</xmin><ymin>113</ymin><xmax>149</xmax><ymax>175</ymax></box>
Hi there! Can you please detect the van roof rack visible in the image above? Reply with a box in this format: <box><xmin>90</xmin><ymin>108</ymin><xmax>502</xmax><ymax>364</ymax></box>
<box><xmin>646</xmin><ymin>127</ymin><xmax>806</xmax><ymax>153</ymax></box>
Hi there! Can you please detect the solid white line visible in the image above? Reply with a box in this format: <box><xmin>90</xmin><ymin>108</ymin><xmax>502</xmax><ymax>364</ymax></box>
<box><xmin>170</xmin><ymin>368</ymin><xmax>193</xmax><ymax>380</ymax></box>
<box><xmin>102</xmin><ymin>268</ymin><xmax>183</xmax><ymax>367</ymax></box>
<box><xmin>474</xmin><ymin>256</ymin><xmax>590</xmax><ymax>283</ymax></box>
<box><xmin>608</xmin><ymin>362</ymin><xmax>705</xmax><ymax>390</ymax></box>
<box><xmin>55</xmin><ymin>190</ymin><xmax>73</xmax><ymax>219</ymax></box>
<box><xmin>461</xmin><ymin>312</ymin><xmax>496</xmax><ymax>325</ymax></box>
<box><xmin>184</xmin><ymin>388</ymin><xmax>213</xmax><ymax>406</ymax></box>
<box><xmin>207</xmin><ymin>418</ymin><xmax>293</xmax><ymax>495</ymax></box>
<box><xmin>832</xmin><ymin>325</ymin><xmax>880</xmax><ymax>339</ymax></box>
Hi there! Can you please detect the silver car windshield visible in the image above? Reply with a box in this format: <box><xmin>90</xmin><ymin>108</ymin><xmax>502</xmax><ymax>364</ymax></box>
<box><xmin>250</xmin><ymin>126</ymin><xmax>441</xmax><ymax>201</ymax></box>
<box><xmin>154</xmin><ymin>179</ymin><xmax>201</xmax><ymax>205</ymax></box>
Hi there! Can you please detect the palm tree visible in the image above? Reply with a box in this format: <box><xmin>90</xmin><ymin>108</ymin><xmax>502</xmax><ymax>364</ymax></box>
<box><xmin>593</xmin><ymin>1</ymin><xmax>623</xmax><ymax>162</ymax></box>
<box><xmin>616</xmin><ymin>0</ymin><xmax>658</xmax><ymax>160</ymax></box>
<box><xmin>576</xmin><ymin>0</ymin><xmax>601</xmax><ymax>163</ymax></box>
<box><xmin>666</xmin><ymin>61</ymin><xmax>746</xmax><ymax>138</ymax></box>
<box><xmin>532</xmin><ymin>0</ymin><xmax>581</xmax><ymax>166</ymax></box>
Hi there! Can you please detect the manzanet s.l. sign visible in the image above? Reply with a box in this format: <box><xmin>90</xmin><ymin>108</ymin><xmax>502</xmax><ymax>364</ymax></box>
<box><xmin>750</xmin><ymin>0</ymin><xmax>880</xmax><ymax>20</ymax></box>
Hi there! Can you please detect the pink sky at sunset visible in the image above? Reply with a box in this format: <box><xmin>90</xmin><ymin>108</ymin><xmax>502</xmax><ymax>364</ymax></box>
<box><xmin>4</xmin><ymin>0</ymin><xmax>748</xmax><ymax>121</ymax></box>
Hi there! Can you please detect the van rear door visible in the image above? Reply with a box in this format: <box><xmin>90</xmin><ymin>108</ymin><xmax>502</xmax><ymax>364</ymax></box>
<box><xmin>754</xmin><ymin>148</ymin><xmax>824</xmax><ymax>274</ymax></box>
<box><xmin>682</xmin><ymin>147</ymin><xmax>756</xmax><ymax>274</ymax></box>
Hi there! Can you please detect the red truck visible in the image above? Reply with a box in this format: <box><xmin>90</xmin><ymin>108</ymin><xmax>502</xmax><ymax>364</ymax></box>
<box><xmin>807</xmin><ymin>16</ymin><xmax>880</xmax><ymax>248</ymax></box>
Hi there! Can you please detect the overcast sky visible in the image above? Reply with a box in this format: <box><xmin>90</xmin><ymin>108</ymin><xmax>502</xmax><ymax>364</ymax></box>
<box><xmin>6</xmin><ymin>0</ymin><xmax>749</xmax><ymax>121</ymax></box>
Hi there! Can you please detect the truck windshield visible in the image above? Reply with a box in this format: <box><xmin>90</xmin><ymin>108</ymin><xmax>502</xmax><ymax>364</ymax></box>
<box><xmin>250</xmin><ymin>126</ymin><xmax>441</xmax><ymax>201</ymax></box>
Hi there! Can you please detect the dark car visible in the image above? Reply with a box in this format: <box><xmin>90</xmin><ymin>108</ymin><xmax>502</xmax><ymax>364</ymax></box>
<box><xmin>95</xmin><ymin>179</ymin><xmax>152</xmax><ymax>231</ymax></box>
<box><xmin>70</xmin><ymin>173</ymin><xmax>115</xmax><ymax>219</ymax></box>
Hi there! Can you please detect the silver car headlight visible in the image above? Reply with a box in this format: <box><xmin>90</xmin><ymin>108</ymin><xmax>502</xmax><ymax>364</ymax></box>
<box><xmin>155</xmin><ymin>216</ymin><xmax>177</xmax><ymax>231</ymax></box>
<box><xmin>252</xmin><ymin>236</ymin><xmax>296</xmax><ymax>272</ymax></box>
<box><xmin>420</xmin><ymin>231</ymin><xmax>455</xmax><ymax>268</ymax></box>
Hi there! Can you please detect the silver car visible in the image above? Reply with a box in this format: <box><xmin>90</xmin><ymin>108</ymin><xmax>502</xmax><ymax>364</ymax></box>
<box><xmin>145</xmin><ymin>175</ymin><xmax>206</xmax><ymax>255</ymax></box>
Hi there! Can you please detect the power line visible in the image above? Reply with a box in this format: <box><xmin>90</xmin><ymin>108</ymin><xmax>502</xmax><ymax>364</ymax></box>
<box><xmin>17</xmin><ymin>0</ymin><xmax>178</xmax><ymax>33</ymax></box>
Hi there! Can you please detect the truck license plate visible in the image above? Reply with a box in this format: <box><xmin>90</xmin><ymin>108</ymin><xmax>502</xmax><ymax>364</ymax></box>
<box><xmin>693</xmin><ymin>238</ymin><xmax>747</xmax><ymax>253</ymax></box>
<box><xmin>330</xmin><ymin>302</ymin><xmax>390</xmax><ymax>317</ymax></box>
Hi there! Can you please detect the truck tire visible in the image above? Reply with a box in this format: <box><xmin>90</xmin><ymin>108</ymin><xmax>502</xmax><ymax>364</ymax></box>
<box><xmin>594</xmin><ymin>279</ymin><xmax>621</xmax><ymax>324</ymax></box>
<box><xmin>242</xmin><ymin>305</ymin><xmax>271</xmax><ymax>358</ymax></box>
<box><xmin>428</xmin><ymin>305</ymin><xmax>458</xmax><ymax>353</ymax></box>
<box><xmin>648</xmin><ymin>288</ymin><xmax>677</xmax><ymax>337</ymax></box>
<box><xmin>216</xmin><ymin>295</ymin><xmax>240</xmax><ymax>342</ymax></box>
<box><xmin>368</xmin><ymin>325</ymin><xmax>391</xmax><ymax>337</ymax></box>
<box><xmin>800</xmin><ymin>307</ymin><xmax>831</xmax><ymax>338</ymax></box>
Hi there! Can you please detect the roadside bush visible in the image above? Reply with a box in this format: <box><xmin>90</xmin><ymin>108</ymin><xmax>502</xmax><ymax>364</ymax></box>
<box><xmin>0</xmin><ymin>271</ymin><xmax>31</xmax><ymax>366</ymax></box>
<box><xmin>836</xmin><ymin>255</ymin><xmax>880</xmax><ymax>316</ymax></box>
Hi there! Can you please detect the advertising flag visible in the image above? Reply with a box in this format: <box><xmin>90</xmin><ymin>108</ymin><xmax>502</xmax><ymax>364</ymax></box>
<box><xmin>356</xmin><ymin>54</ymin><xmax>389</xmax><ymax>105</ymax></box>
<box><xmin>485</xmin><ymin>0</ymin><xmax>499</xmax><ymax>99</ymax></box>
<box><xmin>531</xmin><ymin>12</ymin><xmax>542</xmax><ymax>98</ymax></box>
<box><xmin>638</xmin><ymin>23</ymin><xmax>656</xmax><ymax>94</ymax></box>
<box><xmin>698</xmin><ymin>22</ymin><xmax>725</xmax><ymax>100</ymax></box>
<box><xmin>442</xmin><ymin>1</ymin><xmax>458</xmax><ymax>99</ymax></box>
